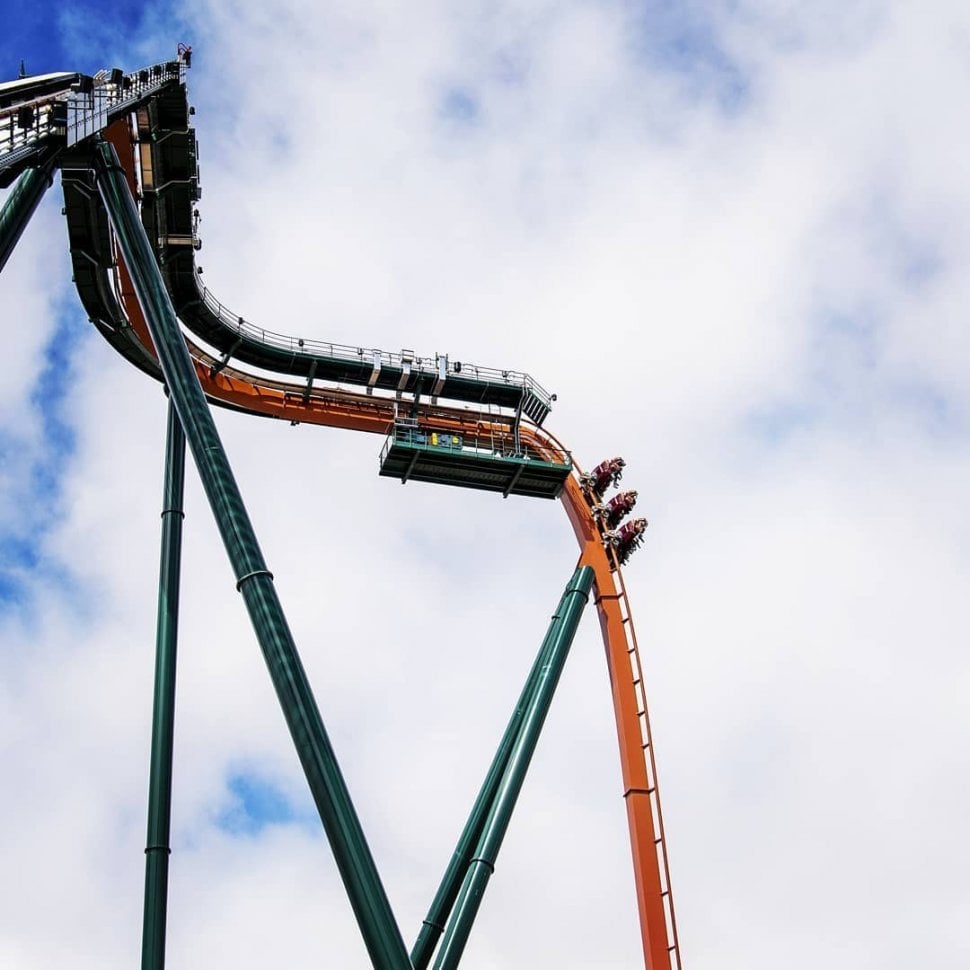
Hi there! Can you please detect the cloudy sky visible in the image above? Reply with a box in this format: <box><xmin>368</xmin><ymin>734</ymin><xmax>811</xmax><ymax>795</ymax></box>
<box><xmin>2</xmin><ymin>1</ymin><xmax>970</xmax><ymax>967</ymax></box>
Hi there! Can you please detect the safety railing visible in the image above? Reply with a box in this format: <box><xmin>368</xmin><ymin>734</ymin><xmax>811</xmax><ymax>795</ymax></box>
<box><xmin>0</xmin><ymin>59</ymin><xmax>186</xmax><ymax>176</ymax></box>
<box><xmin>197</xmin><ymin>283</ymin><xmax>555</xmax><ymax>411</ymax></box>
<box><xmin>382</xmin><ymin>421</ymin><xmax>571</xmax><ymax>468</ymax></box>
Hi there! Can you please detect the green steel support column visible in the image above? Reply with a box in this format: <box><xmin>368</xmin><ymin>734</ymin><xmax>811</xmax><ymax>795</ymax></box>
<box><xmin>432</xmin><ymin>566</ymin><xmax>594</xmax><ymax>970</ymax></box>
<box><xmin>92</xmin><ymin>142</ymin><xmax>413</xmax><ymax>970</ymax></box>
<box><xmin>142</xmin><ymin>399</ymin><xmax>186</xmax><ymax>970</ymax></box>
<box><xmin>0</xmin><ymin>162</ymin><xmax>54</xmax><ymax>275</ymax></box>
<box><xmin>411</xmin><ymin>584</ymin><xmax>574</xmax><ymax>969</ymax></box>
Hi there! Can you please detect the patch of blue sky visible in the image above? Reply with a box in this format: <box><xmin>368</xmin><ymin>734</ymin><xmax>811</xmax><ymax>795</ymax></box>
<box><xmin>743</xmin><ymin>402</ymin><xmax>819</xmax><ymax>448</ymax></box>
<box><xmin>744</xmin><ymin>376</ymin><xmax>965</xmax><ymax>457</ymax></box>
<box><xmin>265</xmin><ymin>123</ymin><xmax>294</xmax><ymax>156</ymax></box>
<box><xmin>734</xmin><ymin>303</ymin><xmax>873</xmax><ymax>451</ymax></box>
<box><xmin>1</xmin><ymin>1</ymin><xmax>191</xmax><ymax>622</ymax></box>
<box><xmin>490</xmin><ymin>44</ymin><xmax>531</xmax><ymax>89</ymax></box>
<box><xmin>0</xmin><ymin>4</ymin><xmax>72</xmax><ymax>77</ymax></box>
<box><xmin>626</xmin><ymin>1</ymin><xmax>749</xmax><ymax>112</ymax></box>
<box><xmin>741</xmin><ymin>295</ymin><xmax>967</xmax><ymax>454</ymax></box>
<box><xmin>0</xmin><ymin>571</ymin><xmax>19</xmax><ymax>605</ymax></box>
<box><xmin>0</xmin><ymin>536</ymin><xmax>38</xmax><ymax>606</ymax></box>
<box><xmin>29</xmin><ymin>307</ymin><xmax>82</xmax><ymax>482</ymax></box>
<box><xmin>885</xmin><ymin>379</ymin><xmax>962</xmax><ymax>440</ymax></box>
<box><xmin>217</xmin><ymin>770</ymin><xmax>317</xmax><ymax>837</ymax></box>
<box><xmin>440</xmin><ymin>87</ymin><xmax>481</xmax><ymax>126</ymax></box>
<box><xmin>0</xmin><ymin>540</ymin><xmax>81</xmax><ymax>616</ymax></box>
<box><xmin>0</xmin><ymin>0</ymin><xmax>188</xmax><ymax>78</ymax></box>
<box><xmin>812</xmin><ymin>306</ymin><xmax>881</xmax><ymax>373</ymax></box>
<box><xmin>0</xmin><ymin>303</ymin><xmax>90</xmax><ymax>616</ymax></box>
<box><xmin>874</xmin><ymin>230</ymin><xmax>944</xmax><ymax>300</ymax></box>
<box><xmin>896</xmin><ymin>243</ymin><xmax>942</xmax><ymax>291</ymax></box>
<box><xmin>849</xmin><ymin>185</ymin><xmax>946</xmax><ymax>295</ymax></box>
<box><xmin>58</xmin><ymin>0</ymin><xmax>190</xmax><ymax>68</ymax></box>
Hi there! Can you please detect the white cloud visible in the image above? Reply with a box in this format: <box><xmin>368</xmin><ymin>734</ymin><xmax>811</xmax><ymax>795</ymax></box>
<box><xmin>3</xmin><ymin>1</ymin><xmax>970</xmax><ymax>967</ymax></box>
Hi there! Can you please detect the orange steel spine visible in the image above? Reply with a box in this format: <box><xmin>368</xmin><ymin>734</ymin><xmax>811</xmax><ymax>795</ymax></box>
<box><xmin>104</xmin><ymin>122</ymin><xmax>681</xmax><ymax>969</ymax></box>
<box><xmin>563</xmin><ymin>478</ymin><xmax>681</xmax><ymax>970</ymax></box>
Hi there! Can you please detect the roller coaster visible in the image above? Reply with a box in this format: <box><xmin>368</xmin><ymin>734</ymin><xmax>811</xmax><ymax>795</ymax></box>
<box><xmin>0</xmin><ymin>50</ymin><xmax>681</xmax><ymax>970</ymax></box>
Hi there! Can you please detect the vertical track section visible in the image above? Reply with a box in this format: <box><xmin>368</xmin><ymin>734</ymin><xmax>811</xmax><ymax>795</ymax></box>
<box><xmin>611</xmin><ymin>563</ymin><xmax>681</xmax><ymax>970</ymax></box>
<box><xmin>561</xmin><ymin>476</ymin><xmax>681</xmax><ymax>970</ymax></box>
<box><xmin>92</xmin><ymin>140</ymin><xmax>414</xmax><ymax>970</ymax></box>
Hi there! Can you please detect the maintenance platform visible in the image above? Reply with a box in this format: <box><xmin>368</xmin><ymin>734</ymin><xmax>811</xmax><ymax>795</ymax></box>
<box><xmin>379</xmin><ymin>421</ymin><xmax>571</xmax><ymax>498</ymax></box>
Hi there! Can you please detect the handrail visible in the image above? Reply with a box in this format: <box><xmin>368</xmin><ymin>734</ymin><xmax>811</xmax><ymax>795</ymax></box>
<box><xmin>195</xmin><ymin>283</ymin><xmax>555</xmax><ymax>410</ymax></box>
<box><xmin>0</xmin><ymin>58</ymin><xmax>186</xmax><ymax>180</ymax></box>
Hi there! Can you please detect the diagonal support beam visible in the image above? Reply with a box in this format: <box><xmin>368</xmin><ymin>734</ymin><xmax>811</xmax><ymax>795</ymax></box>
<box><xmin>411</xmin><ymin>566</ymin><xmax>588</xmax><ymax>968</ymax></box>
<box><xmin>92</xmin><ymin>140</ymin><xmax>413</xmax><ymax>970</ymax></box>
<box><xmin>426</xmin><ymin>565</ymin><xmax>594</xmax><ymax>970</ymax></box>
<box><xmin>0</xmin><ymin>160</ymin><xmax>55</xmax><ymax>275</ymax></box>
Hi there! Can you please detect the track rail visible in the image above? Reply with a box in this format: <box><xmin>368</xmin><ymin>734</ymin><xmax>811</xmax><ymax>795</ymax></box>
<box><xmin>12</xmin><ymin>63</ymin><xmax>682</xmax><ymax>969</ymax></box>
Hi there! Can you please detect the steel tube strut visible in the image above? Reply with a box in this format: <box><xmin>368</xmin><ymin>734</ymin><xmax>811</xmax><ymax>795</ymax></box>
<box><xmin>142</xmin><ymin>400</ymin><xmax>186</xmax><ymax>970</ymax></box>
<box><xmin>432</xmin><ymin>565</ymin><xmax>594</xmax><ymax>970</ymax></box>
<box><xmin>411</xmin><ymin>588</ymin><xmax>566</xmax><ymax>968</ymax></box>
<box><xmin>92</xmin><ymin>142</ymin><xmax>413</xmax><ymax>970</ymax></box>
<box><xmin>0</xmin><ymin>162</ymin><xmax>54</xmax><ymax>275</ymax></box>
<box><xmin>412</xmin><ymin>567</ymin><xmax>593</xmax><ymax>967</ymax></box>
